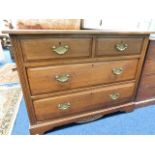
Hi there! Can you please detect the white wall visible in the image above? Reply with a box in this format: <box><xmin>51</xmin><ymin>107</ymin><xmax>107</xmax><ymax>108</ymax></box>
<box><xmin>83</xmin><ymin>18</ymin><xmax>155</xmax><ymax>31</ymax></box>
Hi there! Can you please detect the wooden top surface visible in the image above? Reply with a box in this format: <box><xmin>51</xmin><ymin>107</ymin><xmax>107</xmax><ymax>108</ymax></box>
<box><xmin>2</xmin><ymin>29</ymin><xmax>154</xmax><ymax>35</ymax></box>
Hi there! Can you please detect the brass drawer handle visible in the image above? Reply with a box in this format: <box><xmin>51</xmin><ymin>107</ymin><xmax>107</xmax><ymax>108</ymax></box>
<box><xmin>110</xmin><ymin>93</ymin><xmax>120</xmax><ymax>100</ymax></box>
<box><xmin>52</xmin><ymin>45</ymin><xmax>69</xmax><ymax>55</ymax></box>
<box><xmin>115</xmin><ymin>42</ymin><xmax>128</xmax><ymax>52</ymax></box>
<box><xmin>112</xmin><ymin>67</ymin><xmax>123</xmax><ymax>75</ymax></box>
<box><xmin>55</xmin><ymin>74</ymin><xmax>70</xmax><ymax>83</ymax></box>
<box><xmin>58</xmin><ymin>102</ymin><xmax>71</xmax><ymax>110</ymax></box>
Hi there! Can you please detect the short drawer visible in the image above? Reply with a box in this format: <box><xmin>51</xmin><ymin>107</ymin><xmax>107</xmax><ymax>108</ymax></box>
<box><xmin>27</xmin><ymin>59</ymin><xmax>138</xmax><ymax>95</ymax></box>
<box><xmin>34</xmin><ymin>82</ymin><xmax>135</xmax><ymax>121</ymax></box>
<box><xmin>20</xmin><ymin>36</ymin><xmax>92</xmax><ymax>61</ymax></box>
<box><xmin>95</xmin><ymin>37</ymin><xmax>143</xmax><ymax>56</ymax></box>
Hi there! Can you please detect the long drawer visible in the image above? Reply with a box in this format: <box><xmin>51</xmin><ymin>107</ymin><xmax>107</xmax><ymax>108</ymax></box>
<box><xmin>20</xmin><ymin>36</ymin><xmax>92</xmax><ymax>61</ymax></box>
<box><xmin>27</xmin><ymin>59</ymin><xmax>138</xmax><ymax>95</ymax></box>
<box><xmin>34</xmin><ymin>82</ymin><xmax>135</xmax><ymax>121</ymax></box>
<box><xmin>95</xmin><ymin>37</ymin><xmax>143</xmax><ymax>56</ymax></box>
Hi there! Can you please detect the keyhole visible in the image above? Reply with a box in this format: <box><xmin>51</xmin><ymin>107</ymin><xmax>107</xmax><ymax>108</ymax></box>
<box><xmin>59</xmin><ymin>42</ymin><xmax>62</xmax><ymax>45</ymax></box>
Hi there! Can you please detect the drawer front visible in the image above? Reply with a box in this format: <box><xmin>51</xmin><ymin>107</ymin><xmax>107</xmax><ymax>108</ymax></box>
<box><xmin>34</xmin><ymin>82</ymin><xmax>135</xmax><ymax>121</ymax></box>
<box><xmin>95</xmin><ymin>37</ymin><xmax>143</xmax><ymax>56</ymax></box>
<box><xmin>27</xmin><ymin>59</ymin><xmax>138</xmax><ymax>95</ymax></box>
<box><xmin>20</xmin><ymin>37</ymin><xmax>92</xmax><ymax>61</ymax></box>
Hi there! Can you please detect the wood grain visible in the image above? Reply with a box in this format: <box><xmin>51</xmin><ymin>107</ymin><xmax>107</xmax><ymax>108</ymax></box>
<box><xmin>20</xmin><ymin>36</ymin><xmax>92</xmax><ymax>61</ymax></box>
<box><xmin>30</xmin><ymin>102</ymin><xmax>135</xmax><ymax>134</ymax></box>
<box><xmin>24</xmin><ymin>55</ymin><xmax>141</xmax><ymax>67</ymax></box>
<box><xmin>10</xmin><ymin>36</ymin><xmax>37</xmax><ymax>124</ymax></box>
<box><xmin>141</xmin><ymin>41</ymin><xmax>155</xmax><ymax>75</ymax></box>
<box><xmin>27</xmin><ymin>59</ymin><xmax>138</xmax><ymax>95</ymax></box>
<box><xmin>3</xmin><ymin>29</ymin><xmax>152</xmax><ymax>35</ymax></box>
<box><xmin>95</xmin><ymin>37</ymin><xmax>144</xmax><ymax>56</ymax></box>
<box><xmin>34</xmin><ymin>82</ymin><xmax>135</xmax><ymax>121</ymax></box>
<box><xmin>31</xmin><ymin>80</ymin><xmax>136</xmax><ymax>100</ymax></box>
<box><xmin>137</xmin><ymin>74</ymin><xmax>155</xmax><ymax>100</ymax></box>
<box><xmin>136</xmin><ymin>40</ymin><xmax>155</xmax><ymax>101</ymax></box>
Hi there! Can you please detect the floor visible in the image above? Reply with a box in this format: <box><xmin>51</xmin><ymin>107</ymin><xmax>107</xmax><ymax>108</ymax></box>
<box><xmin>1</xmin><ymin>49</ymin><xmax>155</xmax><ymax>135</ymax></box>
<box><xmin>12</xmin><ymin>100</ymin><xmax>155</xmax><ymax>135</ymax></box>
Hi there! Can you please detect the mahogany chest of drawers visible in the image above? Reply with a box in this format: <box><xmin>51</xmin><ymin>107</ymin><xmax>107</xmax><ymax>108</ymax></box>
<box><xmin>6</xmin><ymin>30</ymin><xmax>149</xmax><ymax>134</ymax></box>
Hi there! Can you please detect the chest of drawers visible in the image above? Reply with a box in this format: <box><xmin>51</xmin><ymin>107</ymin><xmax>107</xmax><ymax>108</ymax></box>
<box><xmin>6</xmin><ymin>30</ymin><xmax>149</xmax><ymax>134</ymax></box>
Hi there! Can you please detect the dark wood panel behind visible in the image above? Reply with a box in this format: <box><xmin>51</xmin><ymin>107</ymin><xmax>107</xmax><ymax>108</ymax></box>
<box><xmin>136</xmin><ymin>40</ymin><xmax>155</xmax><ymax>101</ymax></box>
<box><xmin>137</xmin><ymin>74</ymin><xmax>155</xmax><ymax>101</ymax></box>
<box><xmin>142</xmin><ymin>41</ymin><xmax>155</xmax><ymax>75</ymax></box>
